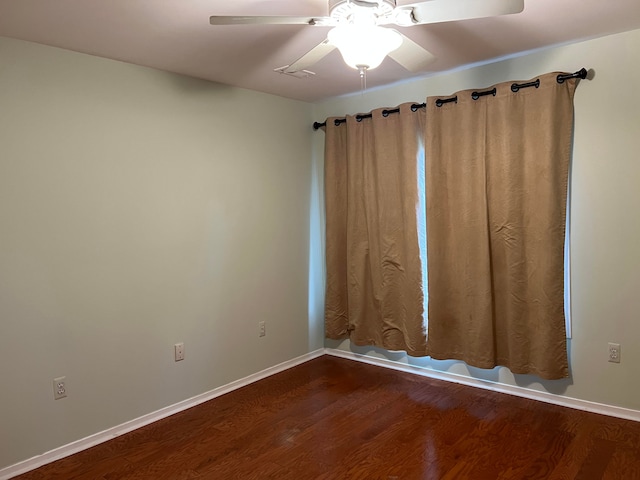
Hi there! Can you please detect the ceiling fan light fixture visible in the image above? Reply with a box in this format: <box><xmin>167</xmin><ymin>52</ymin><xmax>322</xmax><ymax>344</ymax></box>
<box><xmin>327</xmin><ymin>25</ymin><xmax>402</xmax><ymax>70</ymax></box>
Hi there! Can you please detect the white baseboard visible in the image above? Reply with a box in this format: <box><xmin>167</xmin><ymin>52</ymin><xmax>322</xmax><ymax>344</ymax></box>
<box><xmin>4</xmin><ymin>347</ymin><xmax>638</xmax><ymax>479</ymax></box>
<box><xmin>324</xmin><ymin>347</ymin><xmax>640</xmax><ymax>423</ymax></box>
<box><xmin>0</xmin><ymin>349</ymin><xmax>325</xmax><ymax>480</ymax></box>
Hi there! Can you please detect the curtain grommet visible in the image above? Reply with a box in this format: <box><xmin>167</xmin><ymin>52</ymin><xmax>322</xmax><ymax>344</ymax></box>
<box><xmin>436</xmin><ymin>96</ymin><xmax>457</xmax><ymax>107</ymax></box>
<box><xmin>472</xmin><ymin>88</ymin><xmax>497</xmax><ymax>100</ymax></box>
<box><xmin>511</xmin><ymin>79</ymin><xmax>540</xmax><ymax>93</ymax></box>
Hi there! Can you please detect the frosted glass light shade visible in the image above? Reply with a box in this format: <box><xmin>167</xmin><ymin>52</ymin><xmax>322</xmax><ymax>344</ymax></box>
<box><xmin>328</xmin><ymin>25</ymin><xmax>403</xmax><ymax>70</ymax></box>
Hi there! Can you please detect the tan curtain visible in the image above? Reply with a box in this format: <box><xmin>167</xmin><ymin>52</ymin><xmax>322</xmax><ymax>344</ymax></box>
<box><xmin>425</xmin><ymin>72</ymin><xmax>578</xmax><ymax>379</ymax></box>
<box><xmin>324</xmin><ymin>103</ymin><xmax>427</xmax><ymax>356</ymax></box>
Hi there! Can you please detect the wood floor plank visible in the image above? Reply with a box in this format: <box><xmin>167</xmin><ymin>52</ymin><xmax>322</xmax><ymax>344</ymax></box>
<box><xmin>603</xmin><ymin>446</ymin><xmax>640</xmax><ymax>480</ymax></box>
<box><xmin>13</xmin><ymin>355</ymin><xmax>640</xmax><ymax>479</ymax></box>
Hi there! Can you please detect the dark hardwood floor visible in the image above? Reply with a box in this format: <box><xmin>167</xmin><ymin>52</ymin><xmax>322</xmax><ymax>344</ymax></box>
<box><xmin>14</xmin><ymin>355</ymin><xmax>640</xmax><ymax>479</ymax></box>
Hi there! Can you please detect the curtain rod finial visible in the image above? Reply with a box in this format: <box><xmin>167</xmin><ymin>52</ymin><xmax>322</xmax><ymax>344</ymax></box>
<box><xmin>557</xmin><ymin>67</ymin><xmax>590</xmax><ymax>84</ymax></box>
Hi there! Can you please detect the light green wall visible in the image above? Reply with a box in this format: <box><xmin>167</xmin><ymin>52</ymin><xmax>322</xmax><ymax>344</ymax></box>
<box><xmin>2</xmin><ymin>26</ymin><xmax>639</xmax><ymax>473</ymax></box>
<box><xmin>314</xmin><ymin>29</ymin><xmax>640</xmax><ymax>411</ymax></box>
<box><xmin>0</xmin><ymin>37</ymin><xmax>315</xmax><ymax>469</ymax></box>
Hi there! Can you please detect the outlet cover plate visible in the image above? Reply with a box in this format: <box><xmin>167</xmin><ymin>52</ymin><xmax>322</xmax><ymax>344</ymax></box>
<box><xmin>174</xmin><ymin>343</ymin><xmax>185</xmax><ymax>362</ymax></box>
<box><xmin>53</xmin><ymin>376</ymin><xmax>67</xmax><ymax>400</ymax></box>
<box><xmin>608</xmin><ymin>342</ymin><xmax>621</xmax><ymax>363</ymax></box>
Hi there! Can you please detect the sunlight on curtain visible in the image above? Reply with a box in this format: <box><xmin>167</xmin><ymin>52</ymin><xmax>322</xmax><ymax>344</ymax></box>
<box><xmin>417</xmin><ymin>140</ymin><xmax>428</xmax><ymax>328</ymax></box>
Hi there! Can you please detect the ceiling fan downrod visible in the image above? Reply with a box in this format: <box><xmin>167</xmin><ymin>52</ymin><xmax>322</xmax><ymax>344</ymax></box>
<box><xmin>329</xmin><ymin>0</ymin><xmax>397</xmax><ymax>24</ymax></box>
<box><xmin>358</xmin><ymin>65</ymin><xmax>368</xmax><ymax>90</ymax></box>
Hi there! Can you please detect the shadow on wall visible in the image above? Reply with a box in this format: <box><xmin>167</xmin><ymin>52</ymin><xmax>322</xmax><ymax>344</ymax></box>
<box><xmin>166</xmin><ymin>73</ymin><xmax>236</xmax><ymax>95</ymax></box>
<box><xmin>325</xmin><ymin>338</ymin><xmax>572</xmax><ymax>396</ymax></box>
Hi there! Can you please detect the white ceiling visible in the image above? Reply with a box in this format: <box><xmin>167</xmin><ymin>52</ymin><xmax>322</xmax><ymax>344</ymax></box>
<box><xmin>0</xmin><ymin>0</ymin><xmax>639</xmax><ymax>102</ymax></box>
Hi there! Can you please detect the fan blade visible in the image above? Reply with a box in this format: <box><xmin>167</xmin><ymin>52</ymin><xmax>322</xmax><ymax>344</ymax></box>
<box><xmin>275</xmin><ymin>38</ymin><xmax>337</xmax><ymax>74</ymax></box>
<box><xmin>399</xmin><ymin>0</ymin><xmax>524</xmax><ymax>25</ymax></box>
<box><xmin>387</xmin><ymin>31</ymin><xmax>436</xmax><ymax>72</ymax></box>
<box><xmin>209</xmin><ymin>15</ymin><xmax>333</xmax><ymax>26</ymax></box>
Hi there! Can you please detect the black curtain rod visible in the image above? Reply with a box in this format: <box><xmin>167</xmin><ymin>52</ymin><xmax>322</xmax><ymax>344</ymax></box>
<box><xmin>312</xmin><ymin>102</ymin><xmax>426</xmax><ymax>130</ymax></box>
<box><xmin>312</xmin><ymin>68</ymin><xmax>588</xmax><ymax>130</ymax></box>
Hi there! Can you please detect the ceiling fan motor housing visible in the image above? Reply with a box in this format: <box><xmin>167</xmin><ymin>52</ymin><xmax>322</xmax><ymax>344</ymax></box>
<box><xmin>329</xmin><ymin>0</ymin><xmax>397</xmax><ymax>24</ymax></box>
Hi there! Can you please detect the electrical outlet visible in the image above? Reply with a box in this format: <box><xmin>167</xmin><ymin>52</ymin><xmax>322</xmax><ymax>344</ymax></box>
<box><xmin>608</xmin><ymin>342</ymin><xmax>621</xmax><ymax>363</ymax></box>
<box><xmin>53</xmin><ymin>376</ymin><xmax>67</xmax><ymax>400</ymax></box>
<box><xmin>174</xmin><ymin>342</ymin><xmax>185</xmax><ymax>362</ymax></box>
<box><xmin>259</xmin><ymin>321</ymin><xmax>266</xmax><ymax>337</ymax></box>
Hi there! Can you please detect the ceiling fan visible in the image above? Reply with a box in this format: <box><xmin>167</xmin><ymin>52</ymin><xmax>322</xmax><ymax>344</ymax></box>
<box><xmin>210</xmin><ymin>0</ymin><xmax>524</xmax><ymax>77</ymax></box>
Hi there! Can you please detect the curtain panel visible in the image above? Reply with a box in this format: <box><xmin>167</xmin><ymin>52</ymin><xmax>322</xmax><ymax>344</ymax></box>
<box><xmin>425</xmin><ymin>72</ymin><xmax>578</xmax><ymax>379</ymax></box>
<box><xmin>324</xmin><ymin>103</ymin><xmax>428</xmax><ymax>356</ymax></box>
